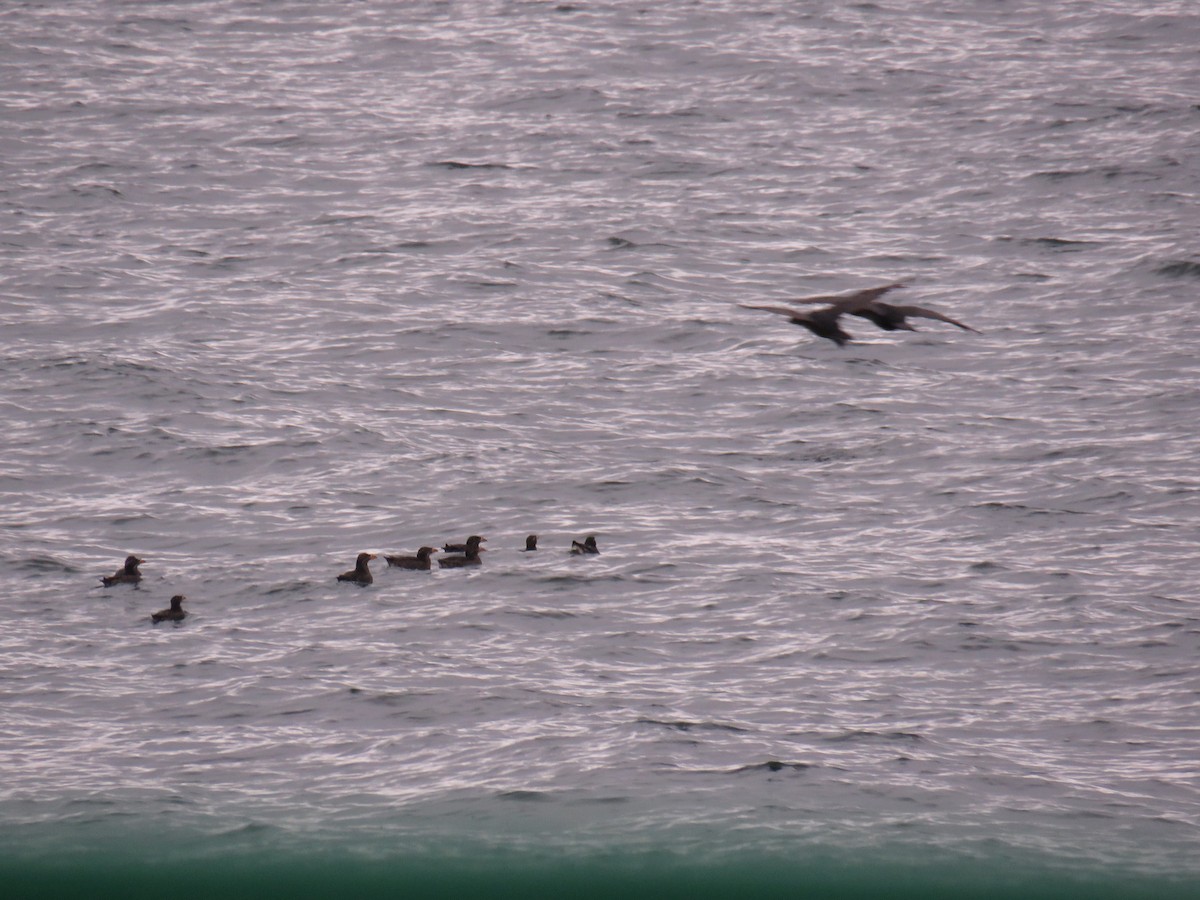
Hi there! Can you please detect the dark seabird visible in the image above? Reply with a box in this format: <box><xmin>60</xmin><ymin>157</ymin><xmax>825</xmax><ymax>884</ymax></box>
<box><xmin>739</xmin><ymin>303</ymin><xmax>853</xmax><ymax>347</ymax></box>
<box><xmin>522</xmin><ymin>535</ymin><xmax>538</xmax><ymax>552</ymax></box>
<box><xmin>337</xmin><ymin>552</ymin><xmax>376</xmax><ymax>585</ymax></box>
<box><xmin>151</xmin><ymin>595</ymin><xmax>187</xmax><ymax>623</ymax></box>
<box><xmin>438</xmin><ymin>535</ymin><xmax>485</xmax><ymax>568</ymax></box>
<box><xmin>571</xmin><ymin>536</ymin><xmax>600</xmax><ymax>555</ymax></box>
<box><xmin>790</xmin><ymin>283</ymin><xmax>980</xmax><ymax>334</ymax></box>
<box><xmin>101</xmin><ymin>555</ymin><xmax>143</xmax><ymax>587</ymax></box>
<box><xmin>443</xmin><ymin>535</ymin><xmax>487</xmax><ymax>554</ymax></box>
<box><xmin>384</xmin><ymin>546</ymin><xmax>438</xmax><ymax>570</ymax></box>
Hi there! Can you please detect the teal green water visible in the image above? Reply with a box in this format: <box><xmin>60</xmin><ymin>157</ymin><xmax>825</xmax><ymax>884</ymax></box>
<box><xmin>4</xmin><ymin>849</ymin><xmax>1192</xmax><ymax>900</ymax></box>
<box><xmin>2</xmin><ymin>823</ymin><xmax>1193</xmax><ymax>900</ymax></box>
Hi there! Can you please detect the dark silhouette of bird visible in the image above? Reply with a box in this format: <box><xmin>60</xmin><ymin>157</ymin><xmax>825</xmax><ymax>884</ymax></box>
<box><xmin>337</xmin><ymin>552</ymin><xmax>376</xmax><ymax>585</ymax></box>
<box><xmin>522</xmin><ymin>535</ymin><xmax>538</xmax><ymax>552</ymax></box>
<box><xmin>739</xmin><ymin>302</ymin><xmax>853</xmax><ymax>347</ymax></box>
<box><xmin>151</xmin><ymin>595</ymin><xmax>186</xmax><ymax>623</ymax></box>
<box><xmin>571</xmin><ymin>536</ymin><xmax>600</xmax><ymax>555</ymax></box>
<box><xmin>438</xmin><ymin>535</ymin><xmax>485</xmax><ymax>568</ymax></box>
<box><xmin>443</xmin><ymin>535</ymin><xmax>486</xmax><ymax>554</ymax></box>
<box><xmin>384</xmin><ymin>546</ymin><xmax>438</xmax><ymax>570</ymax></box>
<box><xmin>789</xmin><ymin>283</ymin><xmax>979</xmax><ymax>334</ymax></box>
<box><xmin>101</xmin><ymin>555</ymin><xmax>143</xmax><ymax>587</ymax></box>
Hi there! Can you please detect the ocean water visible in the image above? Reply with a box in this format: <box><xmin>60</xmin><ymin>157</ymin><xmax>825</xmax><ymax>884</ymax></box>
<box><xmin>2</xmin><ymin>0</ymin><xmax>1198</xmax><ymax>895</ymax></box>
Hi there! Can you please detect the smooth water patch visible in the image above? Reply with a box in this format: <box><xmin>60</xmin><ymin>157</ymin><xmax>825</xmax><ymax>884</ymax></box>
<box><xmin>1</xmin><ymin>840</ymin><xmax>1191</xmax><ymax>900</ymax></box>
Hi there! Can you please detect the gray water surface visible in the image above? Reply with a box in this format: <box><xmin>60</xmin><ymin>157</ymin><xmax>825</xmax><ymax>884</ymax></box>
<box><xmin>2</xmin><ymin>0</ymin><xmax>1198</xmax><ymax>878</ymax></box>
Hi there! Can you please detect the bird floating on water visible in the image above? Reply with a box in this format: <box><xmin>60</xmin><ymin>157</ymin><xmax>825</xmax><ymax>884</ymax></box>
<box><xmin>438</xmin><ymin>535</ymin><xmax>485</xmax><ymax>568</ymax></box>
<box><xmin>151</xmin><ymin>595</ymin><xmax>187</xmax><ymax>623</ymax></box>
<box><xmin>384</xmin><ymin>547</ymin><xmax>438</xmax><ymax>570</ymax></box>
<box><xmin>522</xmin><ymin>535</ymin><xmax>538</xmax><ymax>552</ymax></box>
<box><xmin>571</xmin><ymin>536</ymin><xmax>600</xmax><ymax>555</ymax></box>
<box><xmin>101</xmin><ymin>555</ymin><xmax>143</xmax><ymax>587</ymax></box>
<box><xmin>337</xmin><ymin>552</ymin><xmax>376</xmax><ymax>585</ymax></box>
<box><xmin>443</xmin><ymin>535</ymin><xmax>487</xmax><ymax>554</ymax></box>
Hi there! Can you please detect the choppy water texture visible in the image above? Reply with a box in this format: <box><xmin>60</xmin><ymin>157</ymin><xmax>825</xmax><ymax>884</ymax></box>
<box><xmin>2</xmin><ymin>1</ymin><xmax>1198</xmax><ymax>894</ymax></box>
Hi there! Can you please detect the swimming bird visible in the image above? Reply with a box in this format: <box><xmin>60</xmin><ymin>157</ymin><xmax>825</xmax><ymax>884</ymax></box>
<box><xmin>101</xmin><ymin>555</ymin><xmax>143</xmax><ymax>587</ymax></box>
<box><xmin>337</xmin><ymin>552</ymin><xmax>376</xmax><ymax>585</ymax></box>
<box><xmin>789</xmin><ymin>283</ymin><xmax>979</xmax><ymax>334</ymax></box>
<box><xmin>571</xmin><ymin>536</ymin><xmax>600</xmax><ymax>555</ymax></box>
<box><xmin>151</xmin><ymin>595</ymin><xmax>186</xmax><ymax>623</ymax></box>
<box><xmin>443</xmin><ymin>535</ymin><xmax>486</xmax><ymax>554</ymax></box>
<box><xmin>438</xmin><ymin>535</ymin><xmax>485</xmax><ymax>568</ymax></box>
<box><xmin>739</xmin><ymin>303</ymin><xmax>853</xmax><ymax>347</ymax></box>
<box><xmin>384</xmin><ymin>546</ymin><xmax>438</xmax><ymax>570</ymax></box>
<box><xmin>522</xmin><ymin>535</ymin><xmax>538</xmax><ymax>552</ymax></box>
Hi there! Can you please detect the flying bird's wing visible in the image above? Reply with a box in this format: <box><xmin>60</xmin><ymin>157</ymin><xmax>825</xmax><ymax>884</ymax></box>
<box><xmin>893</xmin><ymin>305</ymin><xmax>980</xmax><ymax>332</ymax></box>
<box><xmin>788</xmin><ymin>283</ymin><xmax>905</xmax><ymax>310</ymax></box>
<box><xmin>739</xmin><ymin>304</ymin><xmax>807</xmax><ymax>319</ymax></box>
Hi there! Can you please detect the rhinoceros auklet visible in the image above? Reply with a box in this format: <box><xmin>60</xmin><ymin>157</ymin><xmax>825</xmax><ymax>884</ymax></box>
<box><xmin>438</xmin><ymin>536</ymin><xmax>484</xmax><ymax>568</ymax></box>
<box><xmin>443</xmin><ymin>535</ymin><xmax>486</xmax><ymax>554</ymax></box>
<box><xmin>101</xmin><ymin>555</ymin><xmax>143</xmax><ymax>587</ymax></box>
<box><xmin>740</xmin><ymin>303</ymin><xmax>853</xmax><ymax>347</ymax></box>
<box><xmin>789</xmin><ymin>283</ymin><xmax>980</xmax><ymax>333</ymax></box>
<box><xmin>385</xmin><ymin>546</ymin><xmax>438</xmax><ymax>570</ymax></box>
<box><xmin>337</xmin><ymin>552</ymin><xmax>376</xmax><ymax>585</ymax></box>
<box><xmin>522</xmin><ymin>535</ymin><xmax>538</xmax><ymax>552</ymax></box>
<box><xmin>571</xmin><ymin>536</ymin><xmax>600</xmax><ymax>555</ymax></box>
<box><xmin>151</xmin><ymin>595</ymin><xmax>187</xmax><ymax>623</ymax></box>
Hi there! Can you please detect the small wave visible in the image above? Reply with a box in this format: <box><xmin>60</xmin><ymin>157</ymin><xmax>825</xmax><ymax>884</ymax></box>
<box><xmin>497</xmin><ymin>790</ymin><xmax>550</xmax><ymax>802</ymax></box>
<box><xmin>1156</xmin><ymin>260</ymin><xmax>1200</xmax><ymax>278</ymax></box>
<box><xmin>729</xmin><ymin>760</ymin><xmax>815</xmax><ymax>774</ymax></box>
<box><xmin>429</xmin><ymin>160</ymin><xmax>514</xmax><ymax>170</ymax></box>
<box><xmin>996</xmin><ymin>236</ymin><xmax>1102</xmax><ymax>251</ymax></box>
<box><xmin>13</xmin><ymin>555</ymin><xmax>78</xmax><ymax>574</ymax></box>
<box><xmin>822</xmin><ymin>730</ymin><xmax>922</xmax><ymax>744</ymax></box>
<box><xmin>635</xmin><ymin>718</ymin><xmax>749</xmax><ymax>734</ymax></box>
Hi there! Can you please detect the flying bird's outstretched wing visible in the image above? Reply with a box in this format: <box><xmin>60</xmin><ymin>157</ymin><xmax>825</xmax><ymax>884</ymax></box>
<box><xmin>739</xmin><ymin>304</ymin><xmax>807</xmax><ymax>318</ymax></box>
<box><xmin>890</xmin><ymin>305</ymin><xmax>980</xmax><ymax>332</ymax></box>
<box><xmin>788</xmin><ymin>283</ymin><xmax>905</xmax><ymax>309</ymax></box>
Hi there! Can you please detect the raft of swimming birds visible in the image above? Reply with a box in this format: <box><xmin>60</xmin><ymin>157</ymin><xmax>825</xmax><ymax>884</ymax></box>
<box><xmin>100</xmin><ymin>534</ymin><xmax>601</xmax><ymax>621</ymax></box>
<box><xmin>101</xmin><ymin>280</ymin><xmax>979</xmax><ymax>622</ymax></box>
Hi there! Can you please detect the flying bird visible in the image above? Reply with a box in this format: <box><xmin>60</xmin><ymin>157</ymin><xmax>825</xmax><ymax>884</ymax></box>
<box><xmin>739</xmin><ymin>303</ymin><xmax>853</xmax><ymax>347</ymax></box>
<box><xmin>788</xmin><ymin>283</ymin><xmax>979</xmax><ymax>334</ymax></box>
